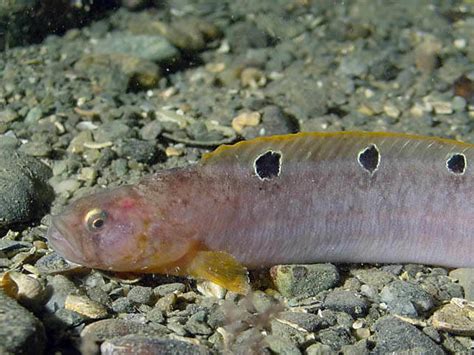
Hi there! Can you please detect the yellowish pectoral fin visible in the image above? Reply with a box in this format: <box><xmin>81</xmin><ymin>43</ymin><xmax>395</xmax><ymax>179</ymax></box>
<box><xmin>186</xmin><ymin>251</ymin><xmax>251</xmax><ymax>295</ymax></box>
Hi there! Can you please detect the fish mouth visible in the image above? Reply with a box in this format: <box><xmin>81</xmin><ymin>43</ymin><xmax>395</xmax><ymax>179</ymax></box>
<box><xmin>47</xmin><ymin>217</ymin><xmax>85</xmax><ymax>264</ymax></box>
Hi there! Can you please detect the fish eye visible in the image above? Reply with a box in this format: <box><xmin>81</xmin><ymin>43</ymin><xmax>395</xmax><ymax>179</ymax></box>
<box><xmin>85</xmin><ymin>208</ymin><xmax>108</xmax><ymax>232</ymax></box>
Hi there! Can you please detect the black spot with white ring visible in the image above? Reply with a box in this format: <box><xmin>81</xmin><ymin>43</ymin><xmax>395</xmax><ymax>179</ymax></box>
<box><xmin>446</xmin><ymin>153</ymin><xmax>466</xmax><ymax>175</ymax></box>
<box><xmin>254</xmin><ymin>151</ymin><xmax>282</xmax><ymax>180</ymax></box>
<box><xmin>358</xmin><ymin>144</ymin><xmax>380</xmax><ymax>174</ymax></box>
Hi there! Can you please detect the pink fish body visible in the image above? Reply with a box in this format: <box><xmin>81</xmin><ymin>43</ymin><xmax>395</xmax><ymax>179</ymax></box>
<box><xmin>47</xmin><ymin>132</ymin><xmax>474</xmax><ymax>293</ymax></box>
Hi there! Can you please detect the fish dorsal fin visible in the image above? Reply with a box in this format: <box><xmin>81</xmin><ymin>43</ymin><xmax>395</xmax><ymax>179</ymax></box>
<box><xmin>200</xmin><ymin>131</ymin><xmax>474</xmax><ymax>169</ymax></box>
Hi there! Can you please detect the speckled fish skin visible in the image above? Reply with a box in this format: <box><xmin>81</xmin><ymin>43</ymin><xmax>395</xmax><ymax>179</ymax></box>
<box><xmin>48</xmin><ymin>132</ymin><xmax>474</xmax><ymax>291</ymax></box>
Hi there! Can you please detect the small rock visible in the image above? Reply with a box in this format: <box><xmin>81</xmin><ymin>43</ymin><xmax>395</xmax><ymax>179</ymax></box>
<box><xmin>154</xmin><ymin>283</ymin><xmax>186</xmax><ymax>297</ymax></box>
<box><xmin>350</xmin><ymin>268</ymin><xmax>396</xmax><ymax>289</ymax></box>
<box><xmin>81</xmin><ymin>319</ymin><xmax>169</xmax><ymax>343</ymax></box>
<box><xmin>0</xmin><ymin>108</ymin><xmax>19</xmax><ymax>123</ymax></box>
<box><xmin>0</xmin><ymin>148</ymin><xmax>54</xmax><ymax>229</ymax></box>
<box><xmin>372</xmin><ymin>316</ymin><xmax>444</xmax><ymax>354</ymax></box>
<box><xmin>240</xmin><ymin>67</ymin><xmax>266</xmax><ymax>88</ymax></box>
<box><xmin>318</xmin><ymin>327</ymin><xmax>353</xmax><ymax>351</ymax></box>
<box><xmin>380</xmin><ymin>280</ymin><xmax>434</xmax><ymax>316</ymax></box>
<box><xmin>231</xmin><ymin>111</ymin><xmax>261</xmax><ymax>134</ymax></box>
<box><xmin>140</xmin><ymin>120</ymin><xmax>163</xmax><ymax>141</ymax></box>
<box><xmin>270</xmin><ymin>263</ymin><xmax>340</xmax><ymax>298</ymax></box>
<box><xmin>277</xmin><ymin>311</ymin><xmax>334</xmax><ymax>332</ymax></box>
<box><xmin>155</xmin><ymin>293</ymin><xmax>177</xmax><ymax>313</ymax></box>
<box><xmin>184</xmin><ymin>312</ymin><xmax>213</xmax><ymax>336</ymax></box>
<box><xmin>44</xmin><ymin>275</ymin><xmax>79</xmax><ymax>313</ymax></box>
<box><xmin>0</xmin><ymin>271</ymin><xmax>45</xmax><ymax>311</ymax></box>
<box><xmin>146</xmin><ymin>308</ymin><xmax>165</xmax><ymax>324</ymax></box>
<box><xmin>324</xmin><ymin>290</ymin><xmax>368</xmax><ymax>318</ymax></box>
<box><xmin>431</xmin><ymin>298</ymin><xmax>474</xmax><ymax>336</ymax></box>
<box><xmin>35</xmin><ymin>253</ymin><xmax>87</xmax><ymax>275</ymax></box>
<box><xmin>305</xmin><ymin>343</ymin><xmax>333</xmax><ymax>355</ymax></box>
<box><xmin>127</xmin><ymin>286</ymin><xmax>155</xmax><ymax>305</ymax></box>
<box><xmin>0</xmin><ymin>290</ymin><xmax>46</xmax><ymax>355</ymax></box>
<box><xmin>93</xmin><ymin>121</ymin><xmax>131</xmax><ymax>143</ymax></box>
<box><xmin>93</xmin><ymin>32</ymin><xmax>179</xmax><ymax>62</ymax></box>
<box><xmin>265</xmin><ymin>334</ymin><xmax>301</xmax><ymax>354</ymax></box>
<box><xmin>111</xmin><ymin>297</ymin><xmax>135</xmax><ymax>313</ymax></box>
<box><xmin>449</xmin><ymin>268</ymin><xmax>474</xmax><ymax>301</ymax></box>
<box><xmin>116</xmin><ymin>138</ymin><xmax>159</xmax><ymax>164</ymax></box>
<box><xmin>101</xmin><ymin>335</ymin><xmax>209</xmax><ymax>355</ymax></box>
<box><xmin>64</xmin><ymin>294</ymin><xmax>108</xmax><ymax>319</ymax></box>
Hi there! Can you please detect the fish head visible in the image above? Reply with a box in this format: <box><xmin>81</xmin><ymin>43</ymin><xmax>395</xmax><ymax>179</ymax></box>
<box><xmin>47</xmin><ymin>185</ymin><xmax>190</xmax><ymax>272</ymax></box>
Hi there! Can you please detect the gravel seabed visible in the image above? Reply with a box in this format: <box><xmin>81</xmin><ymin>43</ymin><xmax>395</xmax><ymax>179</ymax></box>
<box><xmin>1</xmin><ymin>1</ymin><xmax>474</xmax><ymax>354</ymax></box>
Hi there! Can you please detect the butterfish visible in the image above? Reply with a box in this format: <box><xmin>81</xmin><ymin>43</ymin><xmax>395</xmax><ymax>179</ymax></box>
<box><xmin>47</xmin><ymin>131</ymin><xmax>474</xmax><ymax>294</ymax></box>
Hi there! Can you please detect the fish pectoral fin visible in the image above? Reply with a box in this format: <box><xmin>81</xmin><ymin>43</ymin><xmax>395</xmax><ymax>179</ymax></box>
<box><xmin>186</xmin><ymin>251</ymin><xmax>250</xmax><ymax>295</ymax></box>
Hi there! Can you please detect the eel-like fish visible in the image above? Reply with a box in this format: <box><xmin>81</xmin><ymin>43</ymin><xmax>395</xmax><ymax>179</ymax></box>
<box><xmin>47</xmin><ymin>132</ymin><xmax>474</xmax><ymax>293</ymax></box>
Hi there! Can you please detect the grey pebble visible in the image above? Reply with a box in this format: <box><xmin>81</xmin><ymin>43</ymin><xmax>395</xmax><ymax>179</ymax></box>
<box><xmin>380</xmin><ymin>280</ymin><xmax>434</xmax><ymax>316</ymax></box>
<box><xmin>324</xmin><ymin>290</ymin><xmax>369</xmax><ymax>318</ymax></box>
<box><xmin>81</xmin><ymin>318</ymin><xmax>170</xmax><ymax>343</ymax></box>
<box><xmin>305</xmin><ymin>343</ymin><xmax>333</xmax><ymax>355</ymax></box>
<box><xmin>116</xmin><ymin>138</ymin><xmax>159</xmax><ymax>164</ymax></box>
<box><xmin>277</xmin><ymin>311</ymin><xmax>334</xmax><ymax>332</ymax></box>
<box><xmin>127</xmin><ymin>285</ymin><xmax>155</xmax><ymax>305</ymax></box>
<box><xmin>372</xmin><ymin>316</ymin><xmax>444</xmax><ymax>354</ymax></box>
<box><xmin>155</xmin><ymin>293</ymin><xmax>177</xmax><ymax>313</ymax></box>
<box><xmin>44</xmin><ymin>275</ymin><xmax>79</xmax><ymax>313</ymax></box>
<box><xmin>318</xmin><ymin>327</ymin><xmax>354</xmax><ymax>351</ymax></box>
<box><xmin>0</xmin><ymin>290</ymin><xmax>46</xmax><ymax>355</ymax></box>
<box><xmin>111</xmin><ymin>297</ymin><xmax>135</xmax><ymax>313</ymax></box>
<box><xmin>140</xmin><ymin>120</ymin><xmax>163</xmax><ymax>141</ymax></box>
<box><xmin>93</xmin><ymin>121</ymin><xmax>131</xmax><ymax>143</ymax></box>
<box><xmin>265</xmin><ymin>334</ymin><xmax>301</xmax><ymax>355</ymax></box>
<box><xmin>101</xmin><ymin>335</ymin><xmax>210</xmax><ymax>355</ymax></box>
<box><xmin>271</xmin><ymin>263</ymin><xmax>340</xmax><ymax>298</ymax></box>
<box><xmin>146</xmin><ymin>307</ymin><xmax>165</xmax><ymax>324</ymax></box>
<box><xmin>0</xmin><ymin>148</ymin><xmax>54</xmax><ymax>229</ymax></box>
<box><xmin>449</xmin><ymin>268</ymin><xmax>474</xmax><ymax>301</ymax></box>
<box><xmin>270</xmin><ymin>319</ymin><xmax>307</xmax><ymax>346</ymax></box>
<box><xmin>93</xmin><ymin>32</ymin><xmax>179</xmax><ymax>62</ymax></box>
<box><xmin>154</xmin><ymin>282</ymin><xmax>186</xmax><ymax>297</ymax></box>
<box><xmin>350</xmin><ymin>268</ymin><xmax>396</xmax><ymax>289</ymax></box>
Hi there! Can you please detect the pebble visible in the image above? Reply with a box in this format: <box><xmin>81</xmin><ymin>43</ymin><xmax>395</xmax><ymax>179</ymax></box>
<box><xmin>0</xmin><ymin>290</ymin><xmax>46</xmax><ymax>355</ymax></box>
<box><xmin>324</xmin><ymin>290</ymin><xmax>369</xmax><ymax>318</ymax></box>
<box><xmin>380</xmin><ymin>280</ymin><xmax>434</xmax><ymax>316</ymax></box>
<box><xmin>265</xmin><ymin>334</ymin><xmax>301</xmax><ymax>355</ymax></box>
<box><xmin>93</xmin><ymin>121</ymin><xmax>131</xmax><ymax>143</ymax></box>
<box><xmin>81</xmin><ymin>319</ymin><xmax>170</xmax><ymax>343</ymax></box>
<box><xmin>155</xmin><ymin>293</ymin><xmax>177</xmax><ymax>313</ymax></box>
<box><xmin>0</xmin><ymin>271</ymin><xmax>45</xmax><ymax>311</ymax></box>
<box><xmin>127</xmin><ymin>285</ymin><xmax>155</xmax><ymax>305</ymax></box>
<box><xmin>64</xmin><ymin>294</ymin><xmax>108</xmax><ymax>319</ymax></box>
<box><xmin>116</xmin><ymin>138</ymin><xmax>159</xmax><ymax>164</ymax></box>
<box><xmin>93</xmin><ymin>32</ymin><xmax>179</xmax><ymax>62</ymax></box>
<box><xmin>305</xmin><ymin>343</ymin><xmax>333</xmax><ymax>355</ymax></box>
<box><xmin>431</xmin><ymin>298</ymin><xmax>474</xmax><ymax>336</ymax></box>
<box><xmin>372</xmin><ymin>316</ymin><xmax>444</xmax><ymax>354</ymax></box>
<box><xmin>0</xmin><ymin>108</ymin><xmax>19</xmax><ymax>123</ymax></box>
<box><xmin>0</xmin><ymin>148</ymin><xmax>54</xmax><ymax>229</ymax></box>
<box><xmin>277</xmin><ymin>311</ymin><xmax>334</xmax><ymax>332</ymax></box>
<box><xmin>449</xmin><ymin>268</ymin><xmax>474</xmax><ymax>301</ymax></box>
<box><xmin>111</xmin><ymin>297</ymin><xmax>135</xmax><ymax>313</ymax></box>
<box><xmin>318</xmin><ymin>327</ymin><xmax>353</xmax><ymax>351</ymax></box>
<box><xmin>154</xmin><ymin>283</ymin><xmax>186</xmax><ymax>297</ymax></box>
<box><xmin>231</xmin><ymin>111</ymin><xmax>261</xmax><ymax>134</ymax></box>
<box><xmin>44</xmin><ymin>275</ymin><xmax>79</xmax><ymax>313</ymax></box>
<box><xmin>101</xmin><ymin>335</ymin><xmax>210</xmax><ymax>355</ymax></box>
<box><xmin>270</xmin><ymin>263</ymin><xmax>340</xmax><ymax>298</ymax></box>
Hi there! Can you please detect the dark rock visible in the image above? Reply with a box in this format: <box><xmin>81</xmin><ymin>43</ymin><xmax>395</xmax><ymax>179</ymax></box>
<box><xmin>270</xmin><ymin>263</ymin><xmax>340</xmax><ymax>298</ymax></box>
<box><xmin>44</xmin><ymin>275</ymin><xmax>79</xmax><ymax>313</ymax></box>
<box><xmin>264</xmin><ymin>334</ymin><xmax>301</xmax><ymax>355</ymax></box>
<box><xmin>380</xmin><ymin>280</ymin><xmax>434</xmax><ymax>316</ymax></box>
<box><xmin>111</xmin><ymin>297</ymin><xmax>135</xmax><ymax>313</ymax></box>
<box><xmin>0</xmin><ymin>148</ymin><xmax>54</xmax><ymax>229</ymax></box>
<box><xmin>277</xmin><ymin>311</ymin><xmax>334</xmax><ymax>332</ymax></box>
<box><xmin>116</xmin><ymin>138</ymin><xmax>159</xmax><ymax>164</ymax></box>
<box><xmin>154</xmin><ymin>283</ymin><xmax>186</xmax><ymax>297</ymax></box>
<box><xmin>318</xmin><ymin>327</ymin><xmax>354</xmax><ymax>351</ymax></box>
<box><xmin>0</xmin><ymin>290</ymin><xmax>46</xmax><ymax>355</ymax></box>
<box><xmin>127</xmin><ymin>286</ymin><xmax>155</xmax><ymax>306</ymax></box>
<box><xmin>324</xmin><ymin>290</ymin><xmax>369</xmax><ymax>318</ymax></box>
<box><xmin>372</xmin><ymin>316</ymin><xmax>444</xmax><ymax>354</ymax></box>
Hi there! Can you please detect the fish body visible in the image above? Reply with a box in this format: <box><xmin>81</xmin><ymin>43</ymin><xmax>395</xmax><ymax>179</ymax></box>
<box><xmin>48</xmin><ymin>132</ymin><xmax>474</xmax><ymax>293</ymax></box>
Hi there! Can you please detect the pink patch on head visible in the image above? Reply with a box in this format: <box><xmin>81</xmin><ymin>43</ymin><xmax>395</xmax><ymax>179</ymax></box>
<box><xmin>119</xmin><ymin>197</ymin><xmax>137</xmax><ymax>210</ymax></box>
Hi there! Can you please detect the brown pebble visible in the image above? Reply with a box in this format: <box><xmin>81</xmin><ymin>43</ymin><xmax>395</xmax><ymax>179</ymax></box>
<box><xmin>431</xmin><ymin>298</ymin><xmax>474</xmax><ymax>336</ymax></box>
<box><xmin>453</xmin><ymin>75</ymin><xmax>474</xmax><ymax>104</ymax></box>
<box><xmin>65</xmin><ymin>294</ymin><xmax>108</xmax><ymax>319</ymax></box>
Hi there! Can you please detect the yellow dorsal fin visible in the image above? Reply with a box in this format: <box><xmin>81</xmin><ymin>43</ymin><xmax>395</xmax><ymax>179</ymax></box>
<box><xmin>200</xmin><ymin>131</ymin><xmax>474</xmax><ymax>167</ymax></box>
